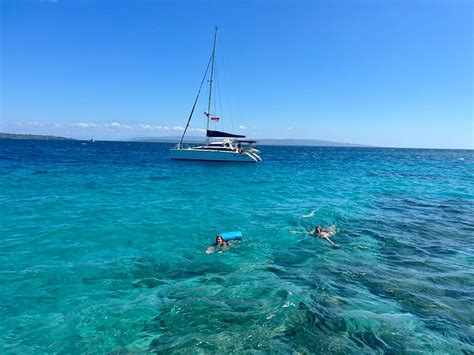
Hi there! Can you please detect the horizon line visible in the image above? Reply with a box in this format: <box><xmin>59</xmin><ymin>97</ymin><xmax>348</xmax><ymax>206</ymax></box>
<box><xmin>1</xmin><ymin>132</ymin><xmax>472</xmax><ymax>151</ymax></box>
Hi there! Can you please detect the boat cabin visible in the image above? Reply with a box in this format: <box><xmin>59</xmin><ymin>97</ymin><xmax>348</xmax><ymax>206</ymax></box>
<box><xmin>192</xmin><ymin>139</ymin><xmax>258</xmax><ymax>153</ymax></box>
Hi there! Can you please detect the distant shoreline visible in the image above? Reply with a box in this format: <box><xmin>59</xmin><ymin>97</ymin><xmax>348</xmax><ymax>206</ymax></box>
<box><xmin>128</xmin><ymin>136</ymin><xmax>369</xmax><ymax>148</ymax></box>
<box><xmin>1</xmin><ymin>133</ymin><xmax>472</xmax><ymax>150</ymax></box>
<box><xmin>0</xmin><ymin>132</ymin><xmax>365</xmax><ymax>147</ymax></box>
<box><xmin>0</xmin><ymin>133</ymin><xmax>75</xmax><ymax>141</ymax></box>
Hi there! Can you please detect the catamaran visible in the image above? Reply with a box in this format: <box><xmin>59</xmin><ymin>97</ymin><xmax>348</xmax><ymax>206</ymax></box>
<box><xmin>170</xmin><ymin>27</ymin><xmax>262</xmax><ymax>163</ymax></box>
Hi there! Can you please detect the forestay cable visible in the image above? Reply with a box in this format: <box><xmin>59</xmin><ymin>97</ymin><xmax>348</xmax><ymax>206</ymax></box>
<box><xmin>178</xmin><ymin>54</ymin><xmax>213</xmax><ymax>147</ymax></box>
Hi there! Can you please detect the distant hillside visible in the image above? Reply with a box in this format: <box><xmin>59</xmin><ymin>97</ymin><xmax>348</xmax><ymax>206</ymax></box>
<box><xmin>258</xmin><ymin>139</ymin><xmax>367</xmax><ymax>147</ymax></box>
<box><xmin>129</xmin><ymin>136</ymin><xmax>367</xmax><ymax>147</ymax></box>
<box><xmin>0</xmin><ymin>132</ymin><xmax>74</xmax><ymax>140</ymax></box>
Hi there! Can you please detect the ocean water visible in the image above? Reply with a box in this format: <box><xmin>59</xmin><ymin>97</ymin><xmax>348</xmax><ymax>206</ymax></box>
<box><xmin>1</xmin><ymin>139</ymin><xmax>473</xmax><ymax>353</ymax></box>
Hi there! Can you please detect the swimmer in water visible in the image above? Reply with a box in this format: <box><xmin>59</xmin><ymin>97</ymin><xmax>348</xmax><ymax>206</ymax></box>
<box><xmin>206</xmin><ymin>235</ymin><xmax>229</xmax><ymax>254</ymax></box>
<box><xmin>312</xmin><ymin>226</ymin><xmax>337</xmax><ymax>246</ymax></box>
<box><xmin>291</xmin><ymin>226</ymin><xmax>338</xmax><ymax>247</ymax></box>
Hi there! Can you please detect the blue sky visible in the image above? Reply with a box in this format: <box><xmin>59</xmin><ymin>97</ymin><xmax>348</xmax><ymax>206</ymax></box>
<box><xmin>1</xmin><ymin>0</ymin><xmax>472</xmax><ymax>148</ymax></box>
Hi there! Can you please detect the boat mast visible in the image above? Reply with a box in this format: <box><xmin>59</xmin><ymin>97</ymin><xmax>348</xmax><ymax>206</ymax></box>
<box><xmin>206</xmin><ymin>26</ymin><xmax>218</xmax><ymax>145</ymax></box>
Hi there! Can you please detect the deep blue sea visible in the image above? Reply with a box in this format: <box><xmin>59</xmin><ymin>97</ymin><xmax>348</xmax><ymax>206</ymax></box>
<box><xmin>1</xmin><ymin>139</ymin><xmax>473</xmax><ymax>353</ymax></box>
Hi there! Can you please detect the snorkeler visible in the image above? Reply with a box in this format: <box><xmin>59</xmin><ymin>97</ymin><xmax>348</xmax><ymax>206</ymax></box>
<box><xmin>312</xmin><ymin>226</ymin><xmax>337</xmax><ymax>246</ymax></box>
<box><xmin>290</xmin><ymin>226</ymin><xmax>338</xmax><ymax>247</ymax></box>
<box><xmin>205</xmin><ymin>235</ymin><xmax>229</xmax><ymax>254</ymax></box>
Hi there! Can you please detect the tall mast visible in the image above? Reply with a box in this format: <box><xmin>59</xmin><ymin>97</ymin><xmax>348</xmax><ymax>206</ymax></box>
<box><xmin>206</xmin><ymin>26</ymin><xmax>218</xmax><ymax>145</ymax></box>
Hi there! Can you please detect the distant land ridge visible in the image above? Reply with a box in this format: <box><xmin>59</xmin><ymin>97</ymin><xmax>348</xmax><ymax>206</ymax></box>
<box><xmin>0</xmin><ymin>132</ymin><xmax>74</xmax><ymax>140</ymax></box>
<box><xmin>129</xmin><ymin>136</ymin><xmax>368</xmax><ymax>147</ymax></box>
<box><xmin>0</xmin><ymin>132</ymin><xmax>367</xmax><ymax>147</ymax></box>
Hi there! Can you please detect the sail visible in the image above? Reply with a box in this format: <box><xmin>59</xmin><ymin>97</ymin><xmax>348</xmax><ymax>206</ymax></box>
<box><xmin>207</xmin><ymin>130</ymin><xmax>246</xmax><ymax>138</ymax></box>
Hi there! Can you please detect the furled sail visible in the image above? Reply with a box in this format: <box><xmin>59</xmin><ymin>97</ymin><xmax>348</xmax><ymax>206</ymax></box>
<box><xmin>206</xmin><ymin>130</ymin><xmax>246</xmax><ymax>138</ymax></box>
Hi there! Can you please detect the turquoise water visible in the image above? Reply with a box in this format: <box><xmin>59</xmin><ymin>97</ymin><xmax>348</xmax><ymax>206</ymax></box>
<box><xmin>1</xmin><ymin>140</ymin><xmax>473</xmax><ymax>353</ymax></box>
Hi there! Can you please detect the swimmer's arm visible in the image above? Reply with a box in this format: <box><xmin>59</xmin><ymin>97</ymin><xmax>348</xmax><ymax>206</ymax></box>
<box><xmin>206</xmin><ymin>246</ymin><xmax>215</xmax><ymax>254</ymax></box>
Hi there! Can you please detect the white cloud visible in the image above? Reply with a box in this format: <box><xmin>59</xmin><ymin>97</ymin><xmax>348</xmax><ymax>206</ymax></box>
<box><xmin>99</xmin><ymin>122</ymin><xmax>133</xmax><ymax>129</ymax></box>
<box><xmin>4</xmin><ymin>121</ymin><xmax>205</xmax><ymax>134</ymax></box>
<box><xmin>90</xmin><ymin>122</ymin><xmax>203</xmax><ymax>132</ymax></box>
<box><xmin>72</xmin><ymin>122</ymin><xmax>99</xmax><ymax>128</ymax></box>
<box><xmin>139</xmin><ymin>124</ymin><xmax>160</xmax><ymax>130</ymax></box>
<box><xmin>239</xmin><ymin>125</ymin><xmax>247</xmax><ymax>130</ymax></box>
<box><xmin>189</xmin><ymin>127</ymin><xmax>206</xmax><ymax>132</ymax></box>
<box><xmin>108</xmin><ymin>122</ymin><xmax>122</xmax><ymax>129</ymax></box>
<box><xmin>134</xmin><ymin>124</ymin><xmax>203</xmax><ymax>132</ymax></box>
<box><xmin>288</xmin><ymin>126</ymin><xmax>294</xmax><ymax>130</ymax></box>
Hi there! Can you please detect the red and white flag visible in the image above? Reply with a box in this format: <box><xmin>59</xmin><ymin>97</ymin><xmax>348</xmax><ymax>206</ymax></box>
<box><xmin>210</xmin><ymin>117</ymin><xmax>220</xmax><ymax>121</ymax></box>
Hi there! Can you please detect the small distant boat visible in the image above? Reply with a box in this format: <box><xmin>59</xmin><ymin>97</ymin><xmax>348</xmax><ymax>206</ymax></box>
<box><xmin>170</xmin><ymin>27</ymin><xmax>262</xmax><ymax>163</ymax></box>
<box><xmin>90</xmin><ymin>138</ymin><xmax>95</xmax><ymax>143</ymax></box>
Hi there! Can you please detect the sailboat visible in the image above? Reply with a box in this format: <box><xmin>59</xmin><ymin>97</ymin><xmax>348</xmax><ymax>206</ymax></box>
<box><xmin>170</xmin><ymin>27</ymin><xmax>262</xmax><ymax>163</ymax></box>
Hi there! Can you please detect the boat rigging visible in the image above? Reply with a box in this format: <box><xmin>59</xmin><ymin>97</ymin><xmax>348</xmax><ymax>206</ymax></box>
<box><xmin>170</xmin><ymin>27</ymin><xmax>262</xmax><ymax>163</ymax></box>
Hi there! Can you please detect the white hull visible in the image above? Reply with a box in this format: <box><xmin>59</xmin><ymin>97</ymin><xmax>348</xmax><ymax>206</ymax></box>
<box><xmin>170</xmin><ymin>148</ymin><xmax>261</xmax><ymax>163</ymax></box>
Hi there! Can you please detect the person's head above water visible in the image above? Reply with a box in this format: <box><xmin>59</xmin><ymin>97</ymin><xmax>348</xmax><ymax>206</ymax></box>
<box><xmin>216</xmin><ymin>235</ymin><xmax>225</xmax><ymax>246</ymax></box>
<box><xmin>315</xmin><ymin>226</ymin><xmax>322</xmax><ymax>233</ymax></box>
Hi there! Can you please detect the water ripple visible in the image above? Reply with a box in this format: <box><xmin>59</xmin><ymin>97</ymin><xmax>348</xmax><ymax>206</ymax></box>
<box><xmin>0</xmin><ymin>140</ymin><xmax>473</xmax><ymax>352</ymax></box>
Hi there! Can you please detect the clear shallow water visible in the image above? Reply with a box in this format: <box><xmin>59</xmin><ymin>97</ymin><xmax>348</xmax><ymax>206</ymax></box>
<box><xmin>1</xmin><ymin>140</ymin><xmax>473</xmax><ymax>353</ymax></box>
